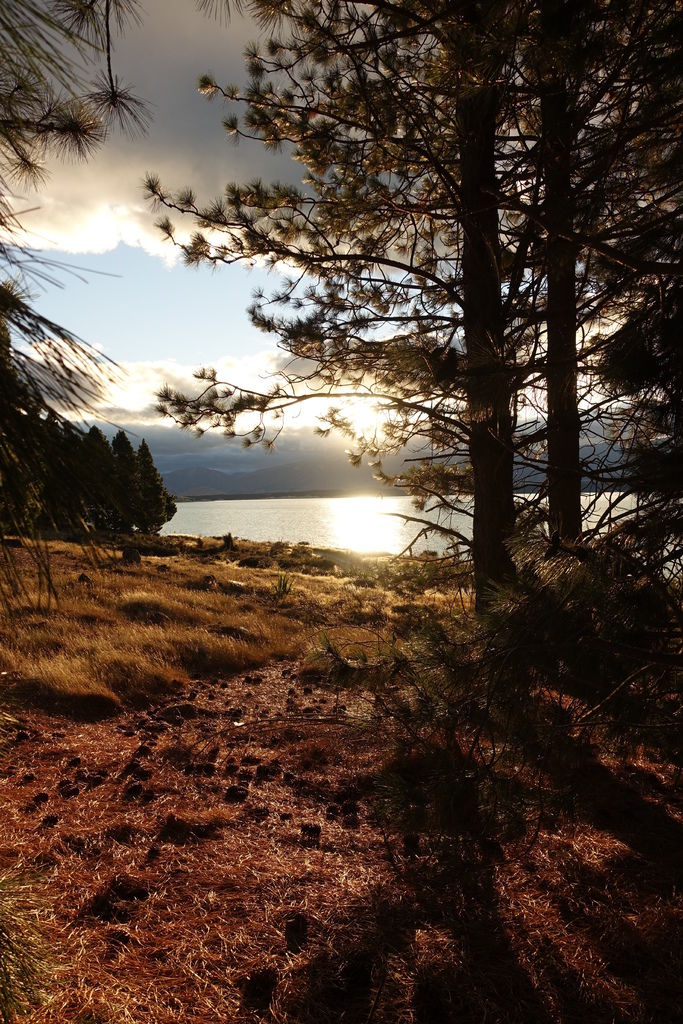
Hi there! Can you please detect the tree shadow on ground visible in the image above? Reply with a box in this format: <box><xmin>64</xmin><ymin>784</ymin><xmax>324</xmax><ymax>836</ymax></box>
<box><xmin>278</xmin><ymin>743</ymin><xmax>681</xmax><ymax>1024</ymax></box>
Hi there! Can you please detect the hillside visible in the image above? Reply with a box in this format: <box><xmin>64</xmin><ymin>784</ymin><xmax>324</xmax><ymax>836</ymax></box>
<box><xmin>163</xmin><ymin>458</ymin><xmax>384</xmax><ymax>499</ymax></box>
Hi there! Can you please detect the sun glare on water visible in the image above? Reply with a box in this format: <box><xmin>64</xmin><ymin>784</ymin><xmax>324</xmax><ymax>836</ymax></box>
<box><xmin>327</xmin><ymin>495</ymin><xmax>408</xmax><ymax>554</ymax></box>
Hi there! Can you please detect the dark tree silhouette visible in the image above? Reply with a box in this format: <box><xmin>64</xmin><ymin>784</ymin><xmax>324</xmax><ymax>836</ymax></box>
<box><xmin>136</xmin><ymin>438</ymin><xmax>177</xmax><ymax>534</ymax></box>
<box><xmin>148</xmin><ymin>0</ymin><xmax>682</xmax><ymax>606</ymax></box>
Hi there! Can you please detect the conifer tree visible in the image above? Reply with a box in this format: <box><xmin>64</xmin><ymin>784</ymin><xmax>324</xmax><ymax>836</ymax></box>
<box><xmin>81</xmin><ymin>426</ymin><xmax>118</xmax><ymax>531</ymax></box>
<box><xmin>517</xmin><ymin>0</ymin><xmax>682</xmax><ymax>539</ymax></box>
<box><xmin>110</xmin><ymin>429</ymin><xmax>139</xmax><ymax>533</ymax></box>
<box><xmin>149</xmin><ymin>0</ymin><xmax>526</xmax><ymax>603</ymax></box>
<box><xmin>135</xmin><ymin>439</ymin><xmax>176</xmax><ymax>533</ymax></box>
<box><xmin>148</xmin><ymin>0</ymin><xmax>681</xmax><ymax>604</ymax></box>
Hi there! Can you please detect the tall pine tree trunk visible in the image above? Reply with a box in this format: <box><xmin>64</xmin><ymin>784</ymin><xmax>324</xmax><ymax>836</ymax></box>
<box><xmin>542</xmin><ymin>6</ymin><xmax>582</xmax><ymax>539</ymax></box>
<box><xmin>460</xmin><ymin>85</ymin><xmax>515</xmax><ymax>608</ymax></box>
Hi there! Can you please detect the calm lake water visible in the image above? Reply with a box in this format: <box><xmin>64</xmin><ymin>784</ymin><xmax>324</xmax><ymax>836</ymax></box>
<box><xmin>161</xmin><ymin>492</ymin><xmax>630</xmax><ymax>556</ymax></box>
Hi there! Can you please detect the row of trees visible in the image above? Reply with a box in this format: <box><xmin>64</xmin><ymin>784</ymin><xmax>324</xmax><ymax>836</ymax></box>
<box><xmin>148</xmin><ymin>0</ymin><xmax>681</xmax><ymax>607</ymax></box>
<box><xmin>77</xmin><ymin>428</ymin><xmax>177</xmax><ymax>534</ymax></box>
<box><xmin>1</xmin><ymin>320</ymin><xmax>175</xmax><ymax>535</ymax></box>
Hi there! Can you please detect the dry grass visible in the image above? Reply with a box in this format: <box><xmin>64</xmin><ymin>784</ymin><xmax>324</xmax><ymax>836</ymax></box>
<box><xmin>0</xmin><ymin>538</ymin><xmax>440</xmax><ymax>713</ymax></box>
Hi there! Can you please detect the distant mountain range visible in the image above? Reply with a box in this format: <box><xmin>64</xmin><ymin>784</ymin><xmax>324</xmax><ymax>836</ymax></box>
<box><xmin>163</xmin><ymin>458</ymin><xmax>388</xmax><ymax>499</ymax></box>
<box><xmin>162</xmin><ymin>439</ymin><xmax>625</xmax><ymax>500</ymax></box>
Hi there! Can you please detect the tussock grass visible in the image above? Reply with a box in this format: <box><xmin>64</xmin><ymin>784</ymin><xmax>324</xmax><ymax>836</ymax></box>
<box><xmin>0</xmin><ymin>873</ymin><xmax>47</xmax><ymax>1024</ymax></box>
<box><xmin>0</xmin><ymin>538</ymin><xmax>442</xmax><ymax>713</ymax></box>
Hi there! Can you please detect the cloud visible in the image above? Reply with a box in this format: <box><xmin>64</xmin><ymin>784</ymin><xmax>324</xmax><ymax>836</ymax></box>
<box><xmin>10</xmin><ymin>2</ymin><xmax>297</xmax><ymax>260</ymax></box>
<box><xmin>86</xmin><ymin>347</ymin><xmax>331</xmax><ymax>429</ymax></box>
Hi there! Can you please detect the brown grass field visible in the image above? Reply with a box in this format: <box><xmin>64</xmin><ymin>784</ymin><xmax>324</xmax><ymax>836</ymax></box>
<box><xmin>0</xmin><ymin>538</ymin><xmax>681</xmax><ymax>1023</ymax></box>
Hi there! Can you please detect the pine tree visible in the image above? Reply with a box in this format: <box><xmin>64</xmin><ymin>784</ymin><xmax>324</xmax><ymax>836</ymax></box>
<box><xmin>147</xmin><ymin>0</ymin><xmax>682</xmax><ymax>606</ymax></box>
<box><xmin>149</xmin><ymin>0</ymin><xmax>526</xmax><ymax>603</ymax></box>
<box><xmin>80</xmin><ymin>426</ymin><xmax>118</xmax><ymax>531</ymax></box>
<box><xmin>110</xmin><ymin>430</ymin><xmax>139</xmax><ymax>533</ymax></box>
<box><xmin>135</xmin><ymin>439</ymin><xmax>175</xmax><ymax>534</ymax></box>
<box><xmin>0</xmin><ymin>319</ymin><xmax>44</xmax><ymax>538</ymax></box>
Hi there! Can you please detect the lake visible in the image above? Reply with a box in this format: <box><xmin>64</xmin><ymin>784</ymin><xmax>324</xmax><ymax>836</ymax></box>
<box><xmin>161</xmin><ymin>492</ymin><xmax>630</xmax><ymax>556</ymax></box>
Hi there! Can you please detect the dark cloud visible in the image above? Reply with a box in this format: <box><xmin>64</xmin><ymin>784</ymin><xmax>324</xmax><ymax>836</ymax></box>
<box><xmin>16</xmin><ymin>2</ymin><xmax>297</xmax><ymax>255</ymax></box>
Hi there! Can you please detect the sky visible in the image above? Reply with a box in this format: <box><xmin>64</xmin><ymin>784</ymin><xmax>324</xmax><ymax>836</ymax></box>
<box><xmin>17</xmin><ymin>1</ymin><xmax>340</xmax><ymax>474</ymax></box>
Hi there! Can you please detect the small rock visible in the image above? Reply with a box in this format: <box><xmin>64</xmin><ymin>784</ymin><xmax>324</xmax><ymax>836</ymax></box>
<box><xmin>122</xmin><ymin>760</ymin><xmax>152</xmax><ymax>782</ymax></box>
<box><xmin>222</xmin><ymin>580</ymin><xmax>247</xmax><ymax>595</ymax></box>
<box><xmin>121</xmin><ymin>546</ymin><xmax>141</xmax><ymax>565</ymax></box>
<box><xmin>186</xmin><ymin>761</ymin><xmax>216</xmax><ymax>778</ymax></box>
<box><xmin>188</xmin><ymin>689</ymin><xmax>198</xmax><ymax>701</ymax></box>
<box><xmin>159</xmin><ymin>703</ymin><xmax>198</xmax><ymax>724</ymax></box>
<box><xmin>145</xmin><ymin>722</ymin><xmax>168</xmax><ymax>735</ymax></box>
<box><xmin>87</xmin><ymin>874</ymin><xmax>149</xmax><ymax>923</ymax></box>
<box><xmin>62</xmin><ymin>833</ymin><xmax>87</xmax><ymax>855</ymax></box>
<box><xmin>108</xmin><ymin>823</ymin><xmax>137</xmax><ymax>845</ymax></box>
<box><xmin>255</xmin><ymin>761</ymin><xmax>281</xmax><ymax>782</ymax></box>
<box><xmin>158</xmin><ymin>812</ymin><xmax>222</xmax><ymax>844</ymax></box>
<box><xmin>107</xmin><ymin>927</ymin><xmax>132</xmax><ymax>947</ymax></box>
<box><xmin>76</xmin><ymin>573</ymin><xmax>92</xmax><ymax>585</ymax></box>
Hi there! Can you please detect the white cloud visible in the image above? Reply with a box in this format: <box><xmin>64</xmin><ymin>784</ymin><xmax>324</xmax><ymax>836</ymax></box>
<box><xmin>84</xmin><ymin>343</ymin><xmax>383</xmax><ymax>443</ymax></box>
<box><xmin>10</xmin><ymin>2</ymin><xmax>297</xmax><ymax>261</ymax></box>
<box><xmin>89</xmin><ymin>347</ymin><xmax>300</xmax><ymax>425</ymax></box>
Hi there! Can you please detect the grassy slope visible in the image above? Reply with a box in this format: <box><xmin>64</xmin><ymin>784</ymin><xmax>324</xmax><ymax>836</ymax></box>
<box><xmin>0</xmin><ymin>537</ymin><xmax>444</xmax><ymax>714</ymax></box>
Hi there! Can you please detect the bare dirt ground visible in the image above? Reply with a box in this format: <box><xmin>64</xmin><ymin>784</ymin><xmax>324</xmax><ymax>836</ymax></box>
<box><xmin>2</xmin><ymin>658</ymin><xmax>681</xmax><ymax>1023</ymax></box>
